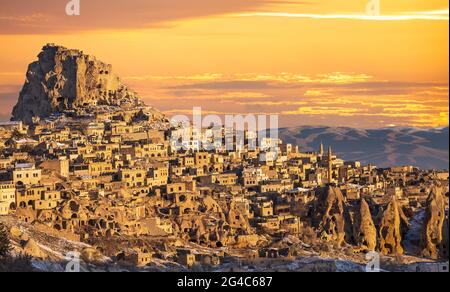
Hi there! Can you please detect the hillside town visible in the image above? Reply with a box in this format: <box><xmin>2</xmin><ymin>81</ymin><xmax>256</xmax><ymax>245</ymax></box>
<box><xmin>0</xmin><ymin>45</ymin><xmax>448</xmax><ymax>272</ymax></box>
<box><xmin>1</xmin><ymin>112</ymin><xmax>448</xmax><ymax>271</ymax></box>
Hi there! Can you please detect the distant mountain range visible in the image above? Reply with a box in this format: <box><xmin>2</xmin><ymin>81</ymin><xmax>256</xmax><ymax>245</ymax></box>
<box><xmin>279</xmin><ymin>126</ymin><xmax>449</xmax><ymax>170</ymax></box>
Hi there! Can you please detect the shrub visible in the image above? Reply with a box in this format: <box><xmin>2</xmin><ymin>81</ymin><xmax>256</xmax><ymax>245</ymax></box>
<box><xmin>0</xmin><ymin>223</ymin><xmax>11</xmax><ymax>259</ymax></box>
<box><xmin>0</xmin><ymin>255</ymin><xmax>34</xmax><ymax>272</ymax></box>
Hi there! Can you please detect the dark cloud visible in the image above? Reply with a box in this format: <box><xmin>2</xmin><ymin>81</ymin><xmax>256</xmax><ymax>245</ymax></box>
<box><xmin>312</xmin><ymin>81</ymin><xmax>447</xmax><ymax>89</ymax></box>
<box><xmin>167</xmin><ymin>80</ymin><xmax>298</xmax><ymax>90</ymax></box>
<box><xmin>0</xmin><ymin>114</ymin><xmax>11</xmax><ymax>122</ymax></box>
<box><xmin>167</xmin><ymin>79</ymin><xmax>447</xmax><ymax>94</ymax></box>
<box><xmin>0</xmin><ymin>0</ymin><xmax>303</xmax><ymax>34</ymax></box>
<box><xmin>0</xmin><ymin>87</ymin><xmax>20</xmax><ymax>120</ymax></box>
<box><xmin>308</xmin><ymin>81</ymin><xmax>449</xmax><ymax>97</ymax></box>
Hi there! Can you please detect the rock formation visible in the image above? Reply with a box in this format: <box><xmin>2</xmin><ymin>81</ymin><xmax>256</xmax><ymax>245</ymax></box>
<box><xmin>442</xmin><ymin>215</ymin><xmax>449</xmax><ymax>260</ymax></box>
<box><xmin>379</xmin><ymin>196</ymin><xmax>404</xmax><ymax>255</ymax></box>
<box><xmin>420</xmin><ymin>186</ymin><xmax>446</xmax><ymax>259</ymax></box>
<box><xmin>81</xmin><ymin>247</ymin><xmax>105</xmax><ymax>263</ymax></box>
<box><xmin>315</xmin><ymin>186</ymin><xmax>353</xmax><ymax>246</ymax></box>
<box><xmin>22</xmin><ymin>238</ymin><xmax>48</xmax><ymax>259</ymax></box>
<box><xmin>353</xmin><ymin>199</ymin><xmax>377</xmax><ymax>252</ymax></box>
<box><xmin>12</xmin><ymin>44</ymin><xmax>145</xmax><ymax>124</ymax></box>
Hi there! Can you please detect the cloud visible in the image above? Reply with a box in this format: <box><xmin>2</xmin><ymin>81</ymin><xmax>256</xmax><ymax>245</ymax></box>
<box><xmin>0</xmin><ymin>90</ymin><xmax>18</xmax><ymax>121</ymax></box>
<box><xmin>125</xmin><ymin>73</ymin><xmax>224</xmax><ymax>82</ymax></box>
<box><xmin>231</xmin><ymin>9</ymin><xmax>449</xmax><ymax>21</ymax></box>
<box><xmin>3</xmin><ymin>1</ymin><xmax>445</xmax><ymax>35</ymax></box>
<box><xmin>0</xmin><ymin>114</ymin><xmax>12</xmax><ymax>123</ymax></box>
<box><xmin>128</xmin><ymin>72</ymin><xmax>448</xmax><ymax>128</ymax></box>
<box><xmin>167</xmin><ymin>80</ymin><xmax>291</xmax><ymax>90</ymax></box>
<box><xmin>1</xmin><ymin>69</ymin><xmax>448</xmax><ymax>128</ymax></box>
<box><xmin>0</xmin><ymin>89</ymin><xmax>19</xmax><ymax>120</ymax></box>
<box><xmin>165</xmin><ymin>73</ymin><xmax>446</xmax><ymax>93</ymax></box>
<box><xmin>0</xmin><ymin>0</ymin><xmax>293</xmax><ymax>34</ymax></box>
<box><xmin>0</xmin><ymin>84</ymin><xmax>21</xmax><ymax>94</ymax></box>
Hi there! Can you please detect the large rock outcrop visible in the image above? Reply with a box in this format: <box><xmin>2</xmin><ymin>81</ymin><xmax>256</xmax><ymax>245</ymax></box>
<box><xmin>22</xmin><ymin>238</ymin><xmax>48</xmax><ymax>259</ymax></box>
<box><xmin>379</xmin><ymin>197</ymin><xmax>404</xmax><ymax>255</ymax></box>
<box><xmin>12</xmin><ymin>44</ymin><xmax>144</xmax><ymax>124</ymax></box>
<box><xmin>420</xmin><ymin>186</ymin><xmax>446</xmax><ymax>259</ymax></box>
<box><xmin>315</xmin><ymin>186</ymin><xmax>353</xmax><ymax>246</ymax></box>
<box><xmin>353</xmin><ymin>199</ymin><xmax>377</xmax><ymax>252</ymax></box>
<box><xmin>442</xmin><ymin>215</ymin><xmax>449</xmax><ymax>260</ymax></box>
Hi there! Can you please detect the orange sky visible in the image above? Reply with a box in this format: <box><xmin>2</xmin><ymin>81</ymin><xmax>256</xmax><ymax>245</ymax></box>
<box><xmin>0</xmin><ymin>0</ymin><xmax>448</xmax><ymax>128</ymax></box>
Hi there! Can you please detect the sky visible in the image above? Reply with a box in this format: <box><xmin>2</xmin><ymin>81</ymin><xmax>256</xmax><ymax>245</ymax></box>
<box><xmin>0</xmin><ymin>0</ymin><xmax>448</xmax><ymax>128</ymax></box>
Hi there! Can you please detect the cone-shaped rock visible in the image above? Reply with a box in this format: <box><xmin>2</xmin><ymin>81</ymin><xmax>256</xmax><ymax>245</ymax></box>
<box><xmin>379</xmin><ymin>197</ymin><xmax>404</xmax><ymax>255</ymax></box>
<box><xmin>354</xmin><ymin>199</ymin><xmax>377</xmax><ymax>252</ymax></box>
<box><xmin>315</xmin><ymin>186</ymin><xmax>353</xmax><ymax>246</ymax></box>
<box><xmin>420</xmin><ymin>186</ymin><xmax>446</xmax><ymax>259</ymax></box>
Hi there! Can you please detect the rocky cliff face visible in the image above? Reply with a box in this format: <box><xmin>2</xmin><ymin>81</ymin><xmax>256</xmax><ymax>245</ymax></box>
<box><xmin>379</xmin><ymin>197</ymin><xmax>404</xmax><ymax>255</ymax></box>
<box><xmin>421</xmin><ymin>186</ymin><xmax>446</xmax><ymax>259</ymax></box>
<box><xmin>315</xmin><ymin>186</ymin><xmax>353</xmax><ymax>247</ymax></box>
<box><xmin>12</xmin><ymin>44</ymin><xmax>144</xmax><ymax>124</ymax></box>
<box><xmin>354</xmin><ymin>199</ymin><xmax>377</xmax><ymax>252</ymax></box>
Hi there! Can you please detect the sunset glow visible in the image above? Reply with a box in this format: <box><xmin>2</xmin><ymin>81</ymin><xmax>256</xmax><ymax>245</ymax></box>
<box><xmin>0</xmin><ymin>0</ymin><xmax>448</xmax><ymax>128</ymax></box>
